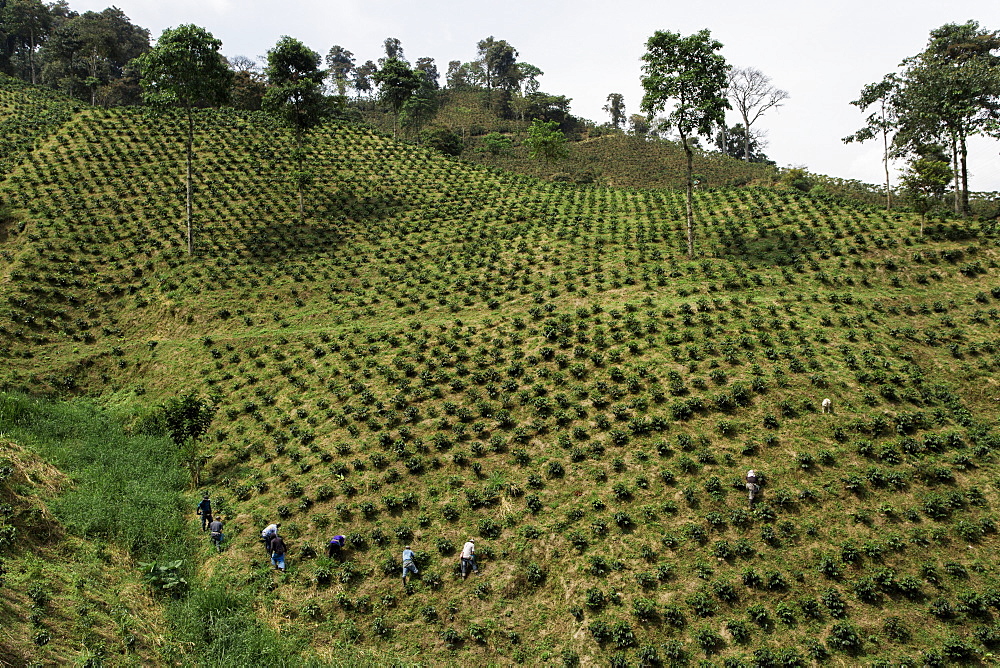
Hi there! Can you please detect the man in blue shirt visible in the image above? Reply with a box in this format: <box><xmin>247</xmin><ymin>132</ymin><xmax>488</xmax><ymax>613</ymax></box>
<box><xmin>196</xmin><ymin>494</ymin><xmax>212</xmax><ymax>531</ymax></box>
<box><xmin>401</xmin><ymin>545</ymin><xmax>418</xmax><ymax>586</ymax></box>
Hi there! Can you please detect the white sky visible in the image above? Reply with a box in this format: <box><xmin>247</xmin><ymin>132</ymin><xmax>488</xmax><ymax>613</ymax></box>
<box><xmin>78</xmin><ymin>0</ymin><xmax>1000</xmax><ymax>191</ymax></box>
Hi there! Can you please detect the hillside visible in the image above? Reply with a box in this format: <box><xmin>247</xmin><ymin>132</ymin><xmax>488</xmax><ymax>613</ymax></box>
<box><xmin>2</xmin><ymin>76</ymin><xmax>1000</xmax><ymax>666</ymax></box>
<box><xmin>366</xmin><ymin>91</ymin><xmax>782</xmax><ymax>190</ymax></box>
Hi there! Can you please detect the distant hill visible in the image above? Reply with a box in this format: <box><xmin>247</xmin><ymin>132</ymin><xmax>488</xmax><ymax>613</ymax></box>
<box><xmin>2</xmin><ymin>76</ymin><xmax>1000</xmax><ymax>666</ymax></box>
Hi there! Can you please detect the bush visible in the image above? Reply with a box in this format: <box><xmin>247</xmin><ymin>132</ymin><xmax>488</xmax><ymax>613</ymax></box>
<box><xmin>827</xmin><ymin>621</ymin><xmax>862</xmax><ymax>652</ymax></box>
<box><xmin>422</xmin><ymin>127</ymin><xmax>464</xmax><ymax>156</ymax></box>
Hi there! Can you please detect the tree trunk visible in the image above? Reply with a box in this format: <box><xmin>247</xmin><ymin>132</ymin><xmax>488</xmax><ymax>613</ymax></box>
<box><xmin>29</xmin><ymin>28</ymin><xmax>37</xmax><ymax>85</ymax></box>
<box><xmin>950</xmin><ymin>134</ymin><xmax>960</xmax><ymax>216</ymax></box>
<box><xmin>296</xmin><ymin>129</ymin><xmax>305</xmax><ymax>221</ymax></box>
<box><xmin>186</xmin><ymin>108</ymin><xmax>194</xmax><ymax>255</ymax></box>
<box><xmin>881</xmin><ymin>116</ymin><xmax>891</xmax><ymax>210</ymax></box>
<box><xmin>743</xmin><ymin>120</ymin><xmax>751</xmax><ymax>163</ymax></box>
<box><xmin>681</xmin><ymin>128</ymin><xmax>695</xmax><ymax>258</ymax></box>
<box><xmin>959</xmin><ymin>132</ymin><xmax>969</xmax><ymax>217</ymax></box>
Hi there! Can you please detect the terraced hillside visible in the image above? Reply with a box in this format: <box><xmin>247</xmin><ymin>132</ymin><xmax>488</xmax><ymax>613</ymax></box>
<box><xmin>3</xmin><ymin>76</ymin><xmax>1000</xmax><ymax>666</ymax></box>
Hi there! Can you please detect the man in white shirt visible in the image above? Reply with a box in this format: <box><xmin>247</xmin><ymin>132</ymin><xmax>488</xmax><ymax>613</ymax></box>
<box><xmin>460</xmin><ymin>538</ymin><xmax>478</xmax><ymax>579</ymax></box>
<box><xmin>261</xmin><ymin>522</ymin><xmax>280</xmax><ymax>553</ymax></box>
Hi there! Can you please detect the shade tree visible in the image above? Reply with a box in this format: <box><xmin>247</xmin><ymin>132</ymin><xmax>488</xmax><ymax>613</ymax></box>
<box><xmin>715</xmin><ymin>123</ymin><xmax>768</xmax><ymax>162</ymax></box>
<box><xmin>325</xmin><ymin>45</ymin><xmax>355</xmax><ymax>97</ymax></box>
<box><xmin>414</xmin><ymin>56</ymin><xmax>439</xmax><ymax>89</ymax></box>
<box><xmin>134</xmin><ymin>24</ymin><xmax>232</xmax><ymax>255</ymax></box>
<box><xmin>263</xmin><ymin>35</ymin><xmax>327</xmax><ymax>219</ymax></box>
<box><xmin>900</xmin><ymin>150</ymin><xmax>953</xmax><ymax>234</ymax></box>
<box><xmin>1</xmin><ymin>0</ymin><xmax>55</xmax><ymax>84</ymax></box>
<box><xmin>373</xmin><ymin>56</ymin><xmax>422</xmax><ymax>136</ymax></box>
<box><xmin>524</xmin><ymin>118</ymin><xmax>568</xmax><ymax>166</ymax></box>
<box><xmin>476</xmin><ymin>36</ymin><xmax>520</xmax><ymax>91</ymax></box>
<box><xmin>641</xmin><ymin>28</ymin><xmax>730</xmax><ymax>257</ymax></box>
<box><xmin>228</xmin><ymin>55</ymin><xmax>265</xmax><ymax>110</ymax></box>
<box><xmin>518</xmin><ymin>62</ymin><xmax>542</xmax><ymax>95</ymax></box>
<box><xmin>892</xmin><ymin>21</ymin><xmax>1000</xmax><ymax>216</ymax></box>
<box><xmin>39</xmin><ymin>7</ymin><xmax>149</xmax><ymax>105</ymax></box>
<box><xmin>604</xmin><ymin>93</ymin><xmax>625</xmax><ymax>129</ymax></box>
<box><xmin>843</xmin><ymin>74</ymin><xmax>899</xmax><ymax>210</ymax></box>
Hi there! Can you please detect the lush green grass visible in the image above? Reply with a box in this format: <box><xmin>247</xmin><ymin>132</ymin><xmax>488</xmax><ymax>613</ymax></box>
<box><xmin>3</xmin><ymin>77</ymin><xmax>1000</xmax><ymax>665</ymax></box>
<box><xmin>1</xmin><ymin>393</ymin><xmax>187</xmax><ymax>559</ymax></box>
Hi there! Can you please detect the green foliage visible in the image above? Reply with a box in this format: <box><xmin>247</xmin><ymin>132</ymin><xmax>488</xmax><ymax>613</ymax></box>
<box><xmin>479</xmin><ymin>131</ymin><xmax>512</xmax><ymax>156</ymax></box>
<box><xmin>421</xmin><ymin>127</ymin><xmax>463</xmax><ymax>156</ymax></box>
<box><xmin>524</xmin><ymin>119</ymin><xmax>568</xmax><ymax>165</ymax></box>
<box><xmin>169</xmin><ymin>586</ymin><xmax>303</xmax><ymax>666</ymax></box>
<box><xmin>1</xmin><ymin>393</ymin><xmax>186</xmax><ymax>558</ymax></box>
<box><xmin>139</xmin><ymin>559</ymin><xmax>188</xmax><ymax>596</ymax></box>
<box><xmin>134</xmin><ymin>25</ymin><xmax>231</xmax><ymax>112</ymax></box>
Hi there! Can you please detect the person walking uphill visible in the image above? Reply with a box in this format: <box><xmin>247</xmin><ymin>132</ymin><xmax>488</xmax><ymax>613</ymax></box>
<box><xmin>401</xmin><ymin>545</ymin><xmax>418</xmax><ymax>586</ymax></box>
<box><xmin>196</xmin><ymin>493</ymin><xmax>213</xmax><ymax>531</ymax></box>
<box><xmin>461</xmin><ymin>538</ymin><xmax>478</xmax><ymax>579</ymax></box>
<box><xmin>208</xmin><ymin>517</ymin><xmax>224</xmax><ymax>551</ymax></box>
<box><xmin>745</xmin><ymin>469</ymin><xmax>760</xmax><ymax>508</ymax></box>
<box><xmin>270</xmin><ymin>534</ymin><xmax>287</xmax><ymax>572</ymax></box>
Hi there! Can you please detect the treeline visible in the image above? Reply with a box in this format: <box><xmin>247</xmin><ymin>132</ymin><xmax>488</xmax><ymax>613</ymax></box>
<box><xmin>844</xmin><ymin>20</ymin><xmax>1000</xmax><ymax>217</ymax></box>
<box><xmin>0</xmin><ymin>1</ymin><xmax>580</xmax><ymax>131</ymax></box>
<box><xmin>0</xmin><ymin>1</ymin><xmax>149</xmax><ymax>105</ymax></box>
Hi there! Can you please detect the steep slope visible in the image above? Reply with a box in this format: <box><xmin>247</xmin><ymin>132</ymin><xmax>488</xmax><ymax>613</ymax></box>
<box><xmin>1</xmin><ymin>90</ymin><xmax>1000</xmax><ymax>665</ymax></box>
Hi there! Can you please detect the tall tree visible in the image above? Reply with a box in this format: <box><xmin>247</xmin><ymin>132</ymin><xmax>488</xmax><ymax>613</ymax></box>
<box><xmin>727</xmin><ymin>67</ymin><xmax>787</xmax><ymax>164</ymax></box>
<box><xmin>325</xmin><ymin>45</ymin><xmax>355</xmax><ymax>97</ymax></box>
<box><xmin>135</xmin><ymin>24</ymin><xmax>232</xmax><ymax>255</ymax></box>
<box><xmin>843</xmin><ymin>73</ymin><xmax>899</xmax><ymax>210</ymax></box>
<box><xmin>41</xmin><ymin>7</ymin><xmax>149</xmax><ymax>105</ymax></box>
<box><xmin>400</xmin><ymin>75</ymin><xmax>438</xmax><ymax>138</ymax></box>
<box><xmin>476</xmin><ymin>36</ymin><xmax>522</xmax><ymax>101</ymax></box>
<box><xmin>893</xmin><ymin>21</ymin><xmax>1000</xmax><ymax>216</ymax></box>
<box><xmin>414</xmin><ymin>56</ymin><xmax>439</xmax><ymax>89</ymax></box>
<box><xmin>2</xmin><ymin>0</ymin><xmax>53</xmax><ymax>83</ymax></box>
<box><xmin>228</xmin><ymin>55</ymin><xmax>265</xmax><ymax>110</ymax></box>
<box><xmin>354</xmin><ymin>59</ymin><xmax>377</xmax><ymax>99</ymax></box>
<box><xmin>373</xmin><ymin>56</ymin><xmax>421</xmax><ymax>136</ymax></box>
<box><xmin>715</xmin><ymin>123</ymin><xmax>768</xmax><ymax>161</ymax></box>
<box><xmin>603</xmin><ymin>93</ymin><xmax>625</xmax><ymax>128</ymax></box>
<box><xmin>263</xmin><ymin>36</ymin><xmax>327</xmax><ymax>220</ymax></box>
<box><xmin>518</xmin><ymin>62</ymin><xmax>542</xmax><ymax>95</ymax></box>
<box><xmin>381</xmin><ymin>37</ymin><xmax>404</xmax><ymax>63</ymax></box>
<box><xmin>629</xmin><ymin>113</ymin><xmax>650</xmax><ymax>137</ymax></box>
<box><xmin>641</xmin><ymin>29</ymin><xmax>730</xmax><ymax>257</ymax></box>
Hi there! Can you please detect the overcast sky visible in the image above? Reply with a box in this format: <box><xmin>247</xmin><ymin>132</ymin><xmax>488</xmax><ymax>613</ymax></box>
<box><xmin>78</xmin><ymin>0</ymin><xmax>1000</xmax><ymax>191</ymax></box>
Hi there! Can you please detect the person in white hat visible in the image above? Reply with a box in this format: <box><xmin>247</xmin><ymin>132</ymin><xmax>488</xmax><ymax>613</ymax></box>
<box><xmin>460</xmin><ymin>538</ymin><xmax>478</xmax><ymax>579</ymax></box>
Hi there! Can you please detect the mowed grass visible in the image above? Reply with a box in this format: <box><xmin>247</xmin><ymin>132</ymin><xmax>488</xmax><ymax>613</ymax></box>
<box><xmin>1</xmin><ymin>76</ymin><xmax>1000</xmax><ymax>665</ymax></box>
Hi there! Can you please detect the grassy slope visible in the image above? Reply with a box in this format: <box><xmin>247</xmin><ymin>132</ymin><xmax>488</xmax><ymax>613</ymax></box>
<box><xmin>2</xmin><ymin>78</ymin><xmax>1000</xmax><ymax>665</ymax></box>
<box><xmin>0</xmin><ymin>396</ymin><xmax>173</xmax><ymax>667</ymax></box>
<box><xmin>370</xmin><ymin>90</ymin><xmax>781</xmax><ymax>190</ymax></box>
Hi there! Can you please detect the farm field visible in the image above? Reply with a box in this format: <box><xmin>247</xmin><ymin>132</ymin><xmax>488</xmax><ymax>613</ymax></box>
<box><xmin>2</xmin><ymin>74</ymin><xmax>1000</xmax><ymax>666</ymax></box>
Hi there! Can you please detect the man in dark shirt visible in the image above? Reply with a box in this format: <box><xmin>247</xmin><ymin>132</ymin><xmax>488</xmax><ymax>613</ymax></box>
<box><xmin>270</xmin><ymin>534</ymin><xmax>287</xmax><ymax>572</ymax></box>
<box><xmin>196</xmin><ymin>494</ymin><xmax>213</xmax><ymax>531</ymax></box>
<box><xmin>209</xmin><ymin>517</ymin><xmax>224</xmax><ymax>551</ymax></box>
